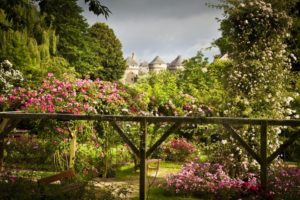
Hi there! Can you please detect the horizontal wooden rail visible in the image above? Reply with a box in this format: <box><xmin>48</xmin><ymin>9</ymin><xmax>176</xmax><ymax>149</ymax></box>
<box><xmin>0</xmin><ymin>112</ymin><xmax>300</xmax><ymax>126</ymax></box>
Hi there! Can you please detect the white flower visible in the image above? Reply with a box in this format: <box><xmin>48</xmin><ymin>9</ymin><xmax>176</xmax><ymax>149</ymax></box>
<box><xmin>121</xmin><ymin>108</ymin><xmax>129</xmax><ymax>113</ymax></box>
<box><xmin>3</xmin><ymin>60</ymin><xmax>12</xmax><ymax>68</ymax></box>
<box><xmin>286</xmin><ymin>96</ymin><xmax>294</xmax><ymax>104</ymax></box>
<box><xmin>221</xmin><ymin>140</ymin><xmax>227</xmax><ymax>145</ymax></box>
<box><xmin>291</xmin><ymin>53</ymin><xmax>297</xmax><ymax>61</ymax></box>
<box><xmin>286</xmin><ymin>108</ymin><xmax>293</xmax><ymax>115</ymax></box>
<box><xmin>201</xmin><ymin>67</ymin><xmax>208</xmax><ymax>73</ymax></box>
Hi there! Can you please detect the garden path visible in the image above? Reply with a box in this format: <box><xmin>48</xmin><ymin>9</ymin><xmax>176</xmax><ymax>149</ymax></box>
<box><xmin>89</xmin><ymin>164</ymin><xmax>181</xmax><ymax>199</ymax></box>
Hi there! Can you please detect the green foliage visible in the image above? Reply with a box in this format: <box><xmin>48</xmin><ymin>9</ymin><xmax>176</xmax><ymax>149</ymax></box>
<box><xmin>134</xmin><ymin>70</ymin><xmax>181</xmax><ymax>108</ymax></box>
<box><xmin>0</xmin><ymin>1</ymin><xmax>62</xmax><ymax>81</ymax></box>
<box><xmin>84</xmin><ymin>0</ymin><xmax>111</xmax><ymax>18</ymax></box>
<box><xmin>86</xmin><ymin>22</ymin><xmax>126</xmax><ymax>80</ymax></box>
<box><xmin>38</xmin><ymin>1</ymin><xmax>123</xmax><ymax>80</ymax></box>
<box><xmin>220</xmin><ymin>0</ymin><xmax>292</xmax><ymax>118</ymax></box>
<box><xmin>208</xmin><ymin>0</ymin><xmax>295</xmax><ymax>176</ymax></box>
<box><xmin>0</xmin><ymin>0</ymin><xmax>122</xmax><ymax>82</ymax></box>
<box><xmin>38</xmin><ymin>0</ymin><xmax>89</xmax><ymax>69</ymax></box>
<box><xmin>40</xmin><ymin>56</ymin><xmax>76</xmax><ymax>80</ymax></box>
<box><xmin>179</xmin><ymin>52</ymin><xmax>228</xmax><ymax>112</ymax></box>
<box><xmin>215</xmin><ymin>0</ymin><xmax>300</xmax><ymax>71</ymax></box>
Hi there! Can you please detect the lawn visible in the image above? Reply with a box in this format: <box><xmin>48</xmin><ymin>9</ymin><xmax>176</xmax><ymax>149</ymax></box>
<box><xmin>115</xmin><ymin>161</ymin><xmax>201</xmax><ymax>200</ymax></box>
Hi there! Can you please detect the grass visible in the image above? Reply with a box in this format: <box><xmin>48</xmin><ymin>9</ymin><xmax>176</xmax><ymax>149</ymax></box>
<box><xmin>115</xmin><ymin>161</ymin><xmax>182</xmax><ymax>180</ymax></box>
<box><xmin>285</xmin><ymin>161</ymin><xmax>300</xmax><ymax>167</ymax></box>
<box><xmin>115</xmin><ymin>163</ymin><xmax>139</xmax><ymax>181</ymax></box>
<box><xmin>115</xmin><ymin>161</ymin><xmax>201</xmax><ymax>199</ymax></box>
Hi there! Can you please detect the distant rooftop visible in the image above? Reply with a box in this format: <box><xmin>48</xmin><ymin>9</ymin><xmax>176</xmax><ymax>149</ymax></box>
<box><xmin>149</xmin><ymin>56</ymin><xmax>165</xmax><ymax>65</ymax></box>
<box><xmin>169</xmin><ymin>55</ymin><xmax>183</xmax><ymax>67</ymax></box>
<box><xmin>125</xmin><ymin>53</ymin><xmax>138</xmax><ymax>66</ymax></box>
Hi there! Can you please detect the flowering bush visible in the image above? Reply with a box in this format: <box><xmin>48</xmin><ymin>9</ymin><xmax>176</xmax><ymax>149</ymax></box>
<box><xmin>0</xmin><ymin>74</ymin><xmax>147</xmax><ymax>177</ymax></box>
<box><xmin>166</xmin><ymin>162</ymin><xmax>244</xmax><ymax>197</ymax></box>
<box><xmin>161</xmin><ymin>138</ymin><xmax>197</xmax><ymax>162</ymax></box>
<box><xmin>0</xmin><ymin>73</ymin><xmax>130</xmax><ymax>114</ymax></box>
<box><xmin>269</xmin><ymin>167</ymin><xmax>300</xmax><ymax>199</ymax></box>
<box><xmin>0</xmin><ymin>60</ymin><xmax>23</xmax><ymax>94</ymax></box>
<box><xmin>206</xmin><ymin>0</ymin><xmax>295</xmax><ymax>177</ymax></box>
<box><xmin>166</xmin><ymin>162</ymin><xmax>300</xmax><ymax>200</ymax></box>
<box><xmin>0</xmin><ymin>73</ymin><xmax>144</xmax><ymax>137</ymax></box>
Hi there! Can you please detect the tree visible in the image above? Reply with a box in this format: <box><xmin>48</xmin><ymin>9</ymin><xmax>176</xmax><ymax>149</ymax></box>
<box><xmin>37</xmin><ymin>1</ymin><xmax>119</xmax><ymax>80</ymax></box>
<box><xmin>87</xmin><ymin>23</ymin><xmax>126</xmax><ymax>80</ymax></box>
<box><xmin>212</xmin><ymin>0</ymin><xmax>293</xmax><ymax>175</ymax></box>
<box><xmin>215</xmin><ymin>0</ymin><xmax>299</xmax><ymax>71</ymax></box>
<box><xmin>36</xmin><ymin>0</ymin><xmax>110</xmax><ymax>17</ymax></box>
<box><xmin>0</xmin><ymin>2</ymin><xmax>61</xmax><ymax>81</ymax></box>
<box><xmin>83</xmin><ymin>0</ymin><xmax>111</xmax><ymax>18</ymax></box>
<box><xmin>38</xmin><ymin>0</ymin><xmax>90</xmax><ymax>67</ymax></box>
<box><xmin>178</xmin><ymin>52</ymin><xmax>227</xmax><ymax>111</ymax></box>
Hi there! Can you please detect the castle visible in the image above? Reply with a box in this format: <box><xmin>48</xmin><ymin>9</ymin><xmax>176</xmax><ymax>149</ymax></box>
<box><xmin>122</xmin><ymin>53</ymin><xmax>184</xmax><ymax>84</ymax></box>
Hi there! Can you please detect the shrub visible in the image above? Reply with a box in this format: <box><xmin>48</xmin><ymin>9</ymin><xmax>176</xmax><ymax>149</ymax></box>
<box><xmin>165</xmin><ymin>162</ymin><xmax>300</xmax><ymax>200</ymax></box>
<box><xmin>161</xmin><ymin>138</ymin><xmax>197</xmax><ymax>162</ymax></box>
<box><xmin>269</xmin><ymin>167</ymin><xmax>300</xmax><ymax>199</ymax></box>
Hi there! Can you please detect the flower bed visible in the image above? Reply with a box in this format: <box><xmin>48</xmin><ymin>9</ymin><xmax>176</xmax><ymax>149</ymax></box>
<box><xmin>165</xmin><ymin>162</ymin><xmax>300</xmax><ymax>200</ymax></box>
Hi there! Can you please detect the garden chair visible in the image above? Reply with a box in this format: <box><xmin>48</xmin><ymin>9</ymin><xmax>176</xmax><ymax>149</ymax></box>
<box><xmin>37</xmin><ymin>168</ymin><xmax>85</xmax><ymax>199</ymax></box>
<box><xmin>147</xmin><ymin>159</ymin><xmax>161</xmax><ymax>173</ymax></box>
<box><xmin>134</xmin><ymin>159</ymin><xmax>161</xmax><ymax>174</ymax></box>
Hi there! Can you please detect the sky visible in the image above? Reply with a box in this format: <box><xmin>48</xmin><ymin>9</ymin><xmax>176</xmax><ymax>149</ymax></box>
<box><xmin>79</xmin><ymin>0</ymin><xmax>223</xmax><ymax>63</ymax></box>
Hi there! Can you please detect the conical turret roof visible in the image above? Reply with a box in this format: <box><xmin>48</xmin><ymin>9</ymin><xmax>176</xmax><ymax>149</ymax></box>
<box><xmin>126</xmin><ymin>53</ymin><xmax>138</xmax><ymax>66</ymax></box>
<box><xmin>149</xmin><ymin>56</ymin><xmax>165</xmax><ymax>65</ymax></box>
<box><xmin>139</xmin><ymin>61</ymin><xmax>149</xmax><ymax>68</ymax></box>
<box><xmin>169</xmin><ymin>55</ymin><xmax>183</xmax><ymax>67</ymax></box>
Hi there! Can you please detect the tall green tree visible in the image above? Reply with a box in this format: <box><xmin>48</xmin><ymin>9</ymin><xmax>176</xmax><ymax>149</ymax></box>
<box><xmin>0</xmin><ymin>1</ymin><xmax>56</xmax><ymax>79</ymax></box>
<box><xmin>38</xmin><ymin>0</ymin><xmax>89</xmax><ymax>67</ymax></box>
<box><xmin>0</xmin><ymin>0</ymin><xmax>76</xmax><ymax>81</ymax></box>
<box><xmin>87</xmin><ymin>23</ymin><xmax>126</xmax><ymax>80</ymax></box>
<box><xmin>37</xmin><ymin>1</ymin><xmax>119</xmax><ymax>80</ymax></box>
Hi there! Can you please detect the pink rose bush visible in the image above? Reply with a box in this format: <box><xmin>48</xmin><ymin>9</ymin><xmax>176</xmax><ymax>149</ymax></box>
<box><xmin>166</xmin><ymin>162</ymin><xmax>244</xmax><ymax>196</ymax></box>
<box><xmin>166</xmin><ymin>162</ymin><xmax>300</xmax><ymax>200</ymax></box>
<box><xmin>0</xmin><ymin>73</ymin><xmax>139</xmax><ymax>115</ymax></box>
<box><xmin>0</xmin><ymin>73</ymin><xmax>146</xmax><ymax>138</ymax></box>
<box><xmin>161</xmin><ymin>138</ymin><xmax>197</xmax><ymax>162</ymax></box>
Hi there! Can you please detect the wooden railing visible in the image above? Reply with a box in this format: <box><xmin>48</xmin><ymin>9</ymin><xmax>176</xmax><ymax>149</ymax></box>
<box><xmin>0</xmin><ymin>112</ymin><xmax>299</xmax><ymax>200</ymax></box>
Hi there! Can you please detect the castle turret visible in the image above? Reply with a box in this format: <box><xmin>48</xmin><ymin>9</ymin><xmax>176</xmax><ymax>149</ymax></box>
<box><xmin>139</xmin><ymin>61</ymin><xmax>149</xmax><ymax>75</ymax></box>
<box><xmin>168</xmin><ymin>56</ymin><xmax>184</xmax><ymax>71</ymax></box>
<box><xmin>149</xmin><ymin>56</ymin><xmax>167</xmax><ymax>72</ymax></box>
<box><xmin>122</xmin><ymin>53</ymin><xmax>139</xmax><ymax>84</ymax></box>
<box><xmin>168</xmin><ymin>55</ymin><xmax>184</xmax><ymax>71</ymax></box>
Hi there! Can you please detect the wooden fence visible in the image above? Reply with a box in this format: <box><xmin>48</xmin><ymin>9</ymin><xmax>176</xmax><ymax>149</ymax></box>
<box><xmin>0</xmin><ymin>112</ymin><xmax>299</xmax><ymax>200</ymax></box>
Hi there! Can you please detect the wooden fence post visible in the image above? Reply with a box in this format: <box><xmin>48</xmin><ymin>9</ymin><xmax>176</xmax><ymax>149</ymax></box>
<box><xmin>139</xmin><ymin>119</ymin><xmax>147</xmax><ymax>200</ymax></box>
<box><xmin>260</xmin><ymin>122</ymin><xmax>268</xmax><ymax>190</ymax></box>
<box><xmin>69</xmin><ymin>131</ymin><xmax>77</xmax><ymax>169</ymax></box>
<box><xmin>0</xmin><ymin>119</ymin><xmax>10</xmax><ymax>171</ymax></box>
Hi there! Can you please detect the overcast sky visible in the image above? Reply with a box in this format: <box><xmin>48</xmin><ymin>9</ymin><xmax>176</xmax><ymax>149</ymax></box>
<box><xmin>80</xmin><ymin>0</ymin><xmax>223</xmax><ymax>63</ymax></box>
